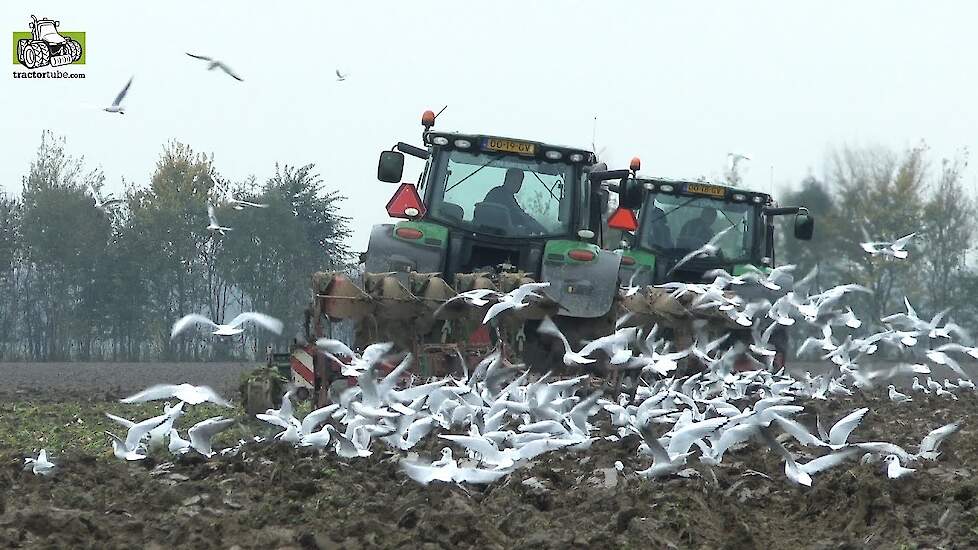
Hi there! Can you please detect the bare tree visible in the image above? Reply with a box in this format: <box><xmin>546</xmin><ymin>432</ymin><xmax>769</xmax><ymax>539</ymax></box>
<box><xmin>921</xmin><ymin>151</ymin><xmax>974</xmax><ymax>309</ymax></box>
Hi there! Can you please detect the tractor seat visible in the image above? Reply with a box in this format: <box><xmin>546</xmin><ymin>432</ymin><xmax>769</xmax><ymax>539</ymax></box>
<box><xmin>438</xmin><ymin>202</ymin><xmax>464</xmax><ymax>223</ymax></box>
<box><xmin>472</xmin><ymin>202</ymin><xmax>512</xmax><ymax>232</ymax></box>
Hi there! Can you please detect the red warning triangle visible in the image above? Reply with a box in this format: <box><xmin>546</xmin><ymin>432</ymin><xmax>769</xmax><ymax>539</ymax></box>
<box><xmin>608</xmin><ymin>207</ymin><xmax>638</xmax><ymax>231</ymax></box>
<box><xmin>386</xmin><ymin>183</ymin><xmax>426</xmax><ymax>219</ymax></box>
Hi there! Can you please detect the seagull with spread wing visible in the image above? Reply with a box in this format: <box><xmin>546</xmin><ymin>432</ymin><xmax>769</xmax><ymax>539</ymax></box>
<box><xmin>170</xmin><ymin>312</ymin><xmax>283</xmax><ymax>339</ymax></box>
<box><xmin>186</xmin><ymin>52</ymin><xmax>243</xmax><ymax>81</ymax></box>
<box><xmin>103</xmin><ymin>76</ymin><xmax>133</xmax><ymax>114</ymax></box>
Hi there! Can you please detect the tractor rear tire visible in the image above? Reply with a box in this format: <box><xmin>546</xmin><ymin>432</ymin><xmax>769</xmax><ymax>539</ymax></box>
<box><xmin>63</xmin><ymin>39</ymin><xmax>82</xmax><ymax>63</ymax></box>
<box><xmin>19</xmin><ymin>42</ymin><xmax>50</xmax><ymax>69</ymax></box>
<box><xmin>16</xmin><ymin>39</ymin><xmax>29</xmax><ymax>64</ymax></box>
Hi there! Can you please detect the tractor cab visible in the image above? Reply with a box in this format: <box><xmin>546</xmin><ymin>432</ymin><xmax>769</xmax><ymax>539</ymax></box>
<box><xmin>31</xmin><ymin>17</ymin><xmax>66</xmax><ymax>44</ymax></box>
<box><xmin>610</xmin><ymin>177</ymin><xmax>814</xmax><ymax>287</ymax></box>
<box><xmin>374</xmin><ymin>112</ymin><xmax>615</xmax><ymax>278</ymax></box>
<box><xmin>367</xmin><ymin>110</ymin><xmax>640</xmax><ymax>312</ymax></box>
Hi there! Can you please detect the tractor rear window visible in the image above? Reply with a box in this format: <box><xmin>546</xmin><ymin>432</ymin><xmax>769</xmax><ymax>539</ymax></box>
<box><xmin>426</xmin><ymin>150</ymin><xmax>576</xmax><ymax>238</ymax></box>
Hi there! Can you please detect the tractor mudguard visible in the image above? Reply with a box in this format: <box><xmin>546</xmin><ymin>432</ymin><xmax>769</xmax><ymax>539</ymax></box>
<box><xmin>618</xmin><ymin>249</ymin><xmax>656</xmax><ymax>288</ymax></box>
<box><xmin>364</xmin><ymin>222</ymin><xmax>447</xmax><ymax>277</ymax></box>
<box><xmin>540</xmin><ymin>241</ymin><xmax>621</xmax><ymax>318</ymax></box>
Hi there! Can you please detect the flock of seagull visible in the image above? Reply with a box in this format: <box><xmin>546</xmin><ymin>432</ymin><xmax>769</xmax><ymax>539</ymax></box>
<box><xmin>24</xmin><ymin>228</ymin><xmax>972</xmax><ymax>490</ymax></box>
<box><xmin>24</xmin><ymin>303</ymin><xmax>969</xmax><ymax>489</ymax></box>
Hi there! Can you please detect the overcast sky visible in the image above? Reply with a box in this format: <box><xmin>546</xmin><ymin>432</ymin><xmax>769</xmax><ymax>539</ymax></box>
<box><xmin>3</xmin><ymin>2</ymin><xmax>977</xmax><ymax>250</ymax></box>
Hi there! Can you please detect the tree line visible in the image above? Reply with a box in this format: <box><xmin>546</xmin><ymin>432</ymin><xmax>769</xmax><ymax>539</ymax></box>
<box><xmin>778</xmin><ymin>143</ymin><xmax>978</xmax><ymax>349</ymax></box>
<box><xmin>0</xmin><ymin>132</ymin><xmax>351</xmax><ymax>361</ymax></box>
<box><xmin>0</xmin><ymin>133</ymin><xmax>973</xmax><ymax>362</ymax></box>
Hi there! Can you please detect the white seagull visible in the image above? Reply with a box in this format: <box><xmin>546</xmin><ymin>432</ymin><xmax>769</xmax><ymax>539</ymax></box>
<box><xmin>24</xmin><ymin>449</ymin><xmax>56</xmax><ymax>476</ymax></box>
<box><xmin>483</xmin><ymin>282</ymin><xmax>550</xmax><ymax>324</ymax></box>
<box><xmin>207</xmin><ymin>203</ymin><xmax>233</xmax><ymax>235</ymax></box>
<box><xmin>170</xmin><ymin>311</ymin><xmax>284</xmax><ymax>339</ymax></box>
<box><xmin>188</xmin><ymin>416</ymin><xmax>235</xmax><ymax>457</ymax></box>
<box><xmin>103</xmin><ymin>76</ymin><xmax>133</xmax><ymax>114</ymax></box>
<box><xmin>537</xmin><ymin>316</ymin><xmax>596</xmax><ymax>366</ymax></box>
<box><xmin>120</xmin><ymin>383</ymin><xmax>232</xmax><ymax>407</ymax></box>
<box><xmin>227</xmin><ymin>194</ymin><xmax>269</xmax><ymax>210</ymax></box>
<box><xmin>860</xmin><ymin>232</ymin><xmax>915</xmax><ymax>259</ymax></box>
<box><xmin>888</xmin><ymin>385</ymin><xmax>912</xmax><ymax>403</ymax></box>
<box><xmin>186</xmin><ymin>52</ymin><xmax>243</xmax><ymax>81</ymax></box>
<box><xmin>884</xmin><ymin>454</ymin><xmax>915</xmax><ymax>479</ymax></box>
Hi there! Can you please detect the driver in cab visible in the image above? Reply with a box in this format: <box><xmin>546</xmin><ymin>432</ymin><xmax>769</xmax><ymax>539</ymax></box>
<box><xmin>483</xmin><ymin>168</ymin><xmax>546</xmax><ymax>233</ymax></box>
<box><xmin>678</xmin><ymin>206</ymin><xmax>718</xmax><ymax>248</ymax></box>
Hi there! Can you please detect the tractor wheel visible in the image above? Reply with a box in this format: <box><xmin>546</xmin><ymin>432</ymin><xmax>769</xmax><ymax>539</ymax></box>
<box><xmin>63</xmin><ymin>39</ymin><xmax>82</xmax><ymax>63</ymax></box>
<box><xmin>19</xmin><ymin>42</ymin><xmax>50</xmax><ymax>69</ymax></box>
<box><xmin>16</xmin><ymin>39</ymin><xmax>29</xmax><ymax>64</ymax></box>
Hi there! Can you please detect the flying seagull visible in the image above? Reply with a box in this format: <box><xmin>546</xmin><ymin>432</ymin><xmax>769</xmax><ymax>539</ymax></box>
<box><xmin>120</xmin><ymin>383</ymin><xmax>233</xmax><ymax>407</ymax></box>
<box><xmin>727</xmin><ymin>153</ymin><xmax>751</xmax><ymax>172</ymax></box>
<box><xmin>227</xmin><ymin>194</ymin><xmax>269</xmax><ymax>210</ymax></box>
<box><xmin>335</xmin><ymin>69</ymin><xmax>347</xmax><ymax>81</ymax></box>
<box><xmin>207</xmin><ymin>203</ymin><xmax>232</xmax><ymax>235</ymax></box>
<box><xmin>186</xmin><ymin>53</ymin><xmax>243</xmax><ymax>81</ymax></box>
<box><xmin>171</xmin><ymin>312</ymin><xmax>283</xmax><ymax>339</ymax></box>
<box><xmin>103</xmin><ymin>76</ymin><xmax>133</xmax><ymax>114</ymax></box>
<box><xmin>860</xmin><ymin>232</ymin><xmax>915</xmax><ymax>259</ymax></box>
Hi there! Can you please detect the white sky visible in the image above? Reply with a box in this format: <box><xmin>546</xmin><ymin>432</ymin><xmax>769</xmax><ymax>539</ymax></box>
<box><xmin>2</xmin><ymin>1</ymin><xmax>977</xmax><ymax>251</ymax></box>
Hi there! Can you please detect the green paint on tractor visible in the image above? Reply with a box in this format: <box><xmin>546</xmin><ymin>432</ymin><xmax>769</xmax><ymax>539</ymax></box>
<box><xmin>393</xmin><ymin>220</ymin><xmax>449</xmax><ymax>247</ymax></box>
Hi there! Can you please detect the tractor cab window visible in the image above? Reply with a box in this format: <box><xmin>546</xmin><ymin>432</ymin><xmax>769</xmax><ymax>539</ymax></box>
<box><xmin>427</xmin><ymin>149</ymin><xmax>576</xmax><ymax>238</ymax></box>
<box><xmin>639</xmin><ymin>194</ymin><xmax>758</xmax><ymax>261</ymax></box>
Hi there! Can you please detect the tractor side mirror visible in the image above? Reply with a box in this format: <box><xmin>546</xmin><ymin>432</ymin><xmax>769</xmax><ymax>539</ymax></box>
<box><xmin>617</xmin><ymin>178</ymin><xmax>644</xmax><ymax>210</ymax></box>
<box><xmin>794</xmin><ymin>212</ymin><xmax>815</xmax><ymax>240</ymax></box>
<box><xmin>377</xmin><ymin>150</ymin><xmax>405</xmax><ymax>183</ymax></box>
<box><xmin>589</xmin><ymin>169</ymin><xmax>631</xmax><ymax>183</ymax></box>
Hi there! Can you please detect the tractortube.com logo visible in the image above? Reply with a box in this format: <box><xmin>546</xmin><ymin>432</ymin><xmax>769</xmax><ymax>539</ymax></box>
<box><xmin>12</xmin><ymin>14</ymin><xmax>85</xmax><ymax>79</ymax></box>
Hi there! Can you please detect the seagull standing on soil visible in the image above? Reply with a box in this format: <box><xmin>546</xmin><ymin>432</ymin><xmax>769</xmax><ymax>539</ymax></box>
<box><xmin>24</xmin><ymin>449</ymin><xmax>56</xmax><ymax>476</ymax></box>
<box><xmin>168</xmin><ymin>429</ymin><xmax>192</xmax><ymax>455</ymax></box>
<box><xmin>884</xmin><ymin>455</ymin><xmax>916</xmax><ymax>479</ymax></box>
<box><xmin>103</xmin><ymin>76</ymin><xmax>133</xmax><ymax>114</ymax></box>
<box><xmin>188</xmin><ymin>416</ymin><xmax>235</xmax><ymax>457</ymax></box>
<box><xmin>170</xmin><ymin>311</ymin><xmax>283</xmax><ymax>339</ymax></box>
<box><xmin>186</xmin><ymin>53</ymin><xmax>243</xmax><ymax>81</ymax></box>
<box><xmin>888</xmin><ymin>385</ymin><xmax>912</xmax><ymax>403</ymax></box>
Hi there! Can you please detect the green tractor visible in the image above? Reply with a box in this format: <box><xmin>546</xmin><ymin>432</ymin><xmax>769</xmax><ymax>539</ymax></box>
<box><xmin>607</xmin><ymin>173</ymin><xmax>815</xmax><ymax>369</ymax></box>
<box><xmin>299</xmin><ymin>110</ymin><xmax>644</xmax><ymax>398</ymax></box>
<box><xmin>17</xmin><ymin>15</ymin><xmax>83</xmax><ymax>69</ymax></box>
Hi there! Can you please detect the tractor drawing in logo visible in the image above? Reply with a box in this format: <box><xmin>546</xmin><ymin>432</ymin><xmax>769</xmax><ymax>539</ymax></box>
<box><xmin>17</xmin><ymin>15</ymin><xmax>83</xmax><ymax>69</ymax></box>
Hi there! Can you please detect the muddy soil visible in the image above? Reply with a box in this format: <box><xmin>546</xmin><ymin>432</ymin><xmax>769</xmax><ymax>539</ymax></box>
<box><xmin>0</xmin><ymin>366</ymin><xmax>976</xmax><ymax>549</ymax></box>
<box><xmin>0</xmin><ymin>362</ymin><xmax>256</xmax><ymax>402</ymax></box>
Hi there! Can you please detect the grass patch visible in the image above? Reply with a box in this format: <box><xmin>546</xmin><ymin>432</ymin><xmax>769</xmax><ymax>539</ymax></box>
<box><xmin>0</xmin><ymin>398</ymin><xmax>252</xmax><ymax>457</ymax></box>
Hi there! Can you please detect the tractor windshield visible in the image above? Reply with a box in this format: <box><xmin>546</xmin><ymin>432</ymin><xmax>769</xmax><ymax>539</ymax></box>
<box><xmin>426</xmin><ymin>149</ymin><xmax>577</xmax><ymax>238</ymax></box>
<box><xmin>638</xmin><ymin>193</ymin><xmax>759</xmax><ymax>261</ymax></box>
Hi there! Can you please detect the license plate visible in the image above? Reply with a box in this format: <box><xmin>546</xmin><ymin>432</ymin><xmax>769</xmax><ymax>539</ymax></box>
<box><xmin>685</xmin><ymin>183</ymin><xmax>726</xmax><ymax>198</ymax></box>
<box><xmin>483</xmin><ymin>138</ymin><xmax>536</xmax><ymax>156</ymax></box>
